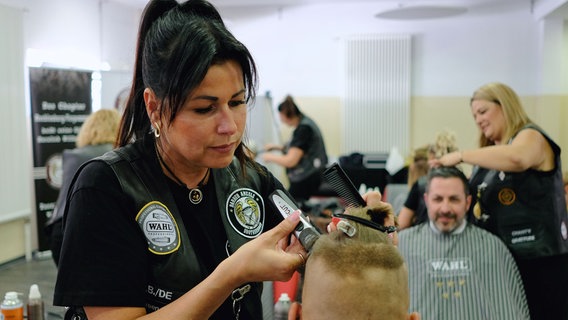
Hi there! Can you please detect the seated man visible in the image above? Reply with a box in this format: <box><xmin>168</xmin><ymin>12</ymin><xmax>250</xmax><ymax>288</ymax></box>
<box><xmin>397</xmin><ymin>166</ymin><xmax>529</xmax><ymax>319</ymax></box>
<box><xmin>289</xmin><ymin>204</ymin><xmax>420</xmax><ymax>320</ymax></box>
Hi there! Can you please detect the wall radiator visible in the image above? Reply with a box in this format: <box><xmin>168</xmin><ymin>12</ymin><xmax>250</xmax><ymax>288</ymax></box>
<box><xmin>342</xmin><ymin>34</ymin><xmax>411</xmax><ymax>155</ymax></box>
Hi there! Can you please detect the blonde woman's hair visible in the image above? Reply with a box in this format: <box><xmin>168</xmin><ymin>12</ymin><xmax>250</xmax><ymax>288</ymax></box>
<box><xmin>471</xmin><ymin>82</ymin><xmax>532</xmax><ymax>147</ymax></box>
<box><xmin>407</xmin><ymin>129</ymin><xmax>458</xmax><ymax>187</ymax></box>
<box><xmin>407</xmin><ymin>145</ymin><xmax>429</xmax><ymax>187</ymax></box>
<box><xmin>76</xmin><ymin>109</ymin><xmax>121</xmax><ymax>148</ymax></box>
<box><xmin>429</xmin><ymin>129</ymin><xmax>458</xmax><ymax>158</ymax></box>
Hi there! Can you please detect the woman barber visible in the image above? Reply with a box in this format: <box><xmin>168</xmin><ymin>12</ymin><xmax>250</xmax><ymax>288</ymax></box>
<box><xmin>54</xmin><ymin>1</ymin><xmax>309</xmax><ymax>319</ymax></box>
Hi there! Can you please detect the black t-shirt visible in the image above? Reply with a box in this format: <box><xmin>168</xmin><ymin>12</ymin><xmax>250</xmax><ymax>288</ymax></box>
<box><xmin>55</xmin><ymin>159</ymin><xmax>284</xmax><ymax>319</ymax></box>
<box><xmin>403</xmin><ymin>177</ymin><xmax>428</xmax><ymax>225</ymax></box>
<box><xmin>404</xmin><ymin>180</ymin><xmax>421</xmax><ymax>211</ymax></box>
<box><xmin>288</xmin><ymin>124</ymin><xmax>313</xmax><ymax>152</ymax></box>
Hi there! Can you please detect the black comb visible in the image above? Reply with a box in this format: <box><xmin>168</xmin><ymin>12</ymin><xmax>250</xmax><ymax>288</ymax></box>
<box><xmin>323</xmin><ymin>162</ymin><xmax>366</xmax><ymax>208</ymax></box>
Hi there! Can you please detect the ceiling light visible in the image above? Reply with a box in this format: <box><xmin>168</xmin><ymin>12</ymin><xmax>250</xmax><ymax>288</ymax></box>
<box><xmin>375</xmin><ymin>5</ymin><xmax>468</xmax><ymax>20</ymax></box>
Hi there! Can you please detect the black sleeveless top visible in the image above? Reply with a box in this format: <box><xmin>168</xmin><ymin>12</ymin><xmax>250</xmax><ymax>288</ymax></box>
<box><xmin>470</xmin><ymin>125</ymin><xmax>568</xmax><ymax>259</ymax></box>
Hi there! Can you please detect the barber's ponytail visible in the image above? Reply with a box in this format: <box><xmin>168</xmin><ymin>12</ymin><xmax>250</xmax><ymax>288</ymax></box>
<box><xmin>278</xmin><ymin>95</ymin><xmax>303</xmax><ymax>118</ymax></box>
<box><xmin>179</xmin><ymin>0</ymin><xmax>224</xmax><ymax>23</ymax></box>
<box><xmin>118</xmin><ymin>0</ymin><xmax>177</xmax><ymax>146</ymax></box>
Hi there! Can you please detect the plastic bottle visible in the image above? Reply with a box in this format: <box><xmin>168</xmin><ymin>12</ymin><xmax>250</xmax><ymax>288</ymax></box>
<box><xmin>273</xmin><ymin>293</ymin><xmax>291</xmax><ymax>320</ymax></box>
<box><xmin>0</xmin><ymin>291</ymin><xmax>24</xmax><ymax>320</ymax></box>
<box><xmin>26</xmin><ymin>284</ymin><xmax>44</xmax><ymax>320</ymax></box>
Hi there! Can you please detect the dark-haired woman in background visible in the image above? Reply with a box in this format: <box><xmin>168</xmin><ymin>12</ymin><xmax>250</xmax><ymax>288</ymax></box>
<box><xmin>262</xmin><ymin>95</ymin><xmax>328</xmax><ymax>207</ymax></box>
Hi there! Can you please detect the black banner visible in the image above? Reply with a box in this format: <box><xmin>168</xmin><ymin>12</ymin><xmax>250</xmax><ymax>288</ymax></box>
<box><xmin>29</xmin><ymin>67</ymin><xmax>92</xmax><ymax>252</ymax></box>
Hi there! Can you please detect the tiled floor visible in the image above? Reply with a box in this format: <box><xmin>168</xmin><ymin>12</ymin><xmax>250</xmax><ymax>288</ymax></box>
<box><xmin>0</xmin><ymin>256</ymin><xmax>66</xmax><ymax>319</ymax></box>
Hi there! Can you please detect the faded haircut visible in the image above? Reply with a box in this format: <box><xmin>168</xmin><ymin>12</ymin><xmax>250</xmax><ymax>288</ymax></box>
<box><xmin>313</xmin><ymin>202</ymin><xmax>401</xmax><ymax>275</ymax></box>
<box><xmin>305</xmin><ymin>231</ymin><xmax>409</xmax><ymax>320</ymax></box>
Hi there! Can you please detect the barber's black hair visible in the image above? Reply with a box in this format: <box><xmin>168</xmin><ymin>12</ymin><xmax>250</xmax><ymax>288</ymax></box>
<box><xmin>426</xmin><ymin>166</ymin><xmax>470</xmax><ymax>195</ymax></box>
<box><xmin>118</xmin><ymin>0</ymin><xmax>259</xmax><ymax>175</ymax></box>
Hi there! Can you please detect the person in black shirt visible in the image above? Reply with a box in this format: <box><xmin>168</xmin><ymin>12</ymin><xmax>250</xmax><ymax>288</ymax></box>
<box><xmin>262</xmin><ymin>95</ymin><xmax>328</xmax><ymax>206</ymax></box>
<box><xmin>53</xmin><ymin>1</ymin><xmax>310</xmax><ymax>319</ymax></box>
<box><xmin>45</xmin><ymin>108</ymin><xmax>120</xmax><ymax>266</ymax></box>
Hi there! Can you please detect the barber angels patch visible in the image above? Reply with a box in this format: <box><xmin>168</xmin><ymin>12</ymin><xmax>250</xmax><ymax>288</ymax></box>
<box><xmin>226</xmin><ymin>188</ymin><xmax>265</xmax><ymax>238</ymax></box>
<box><xmin>136</xmin><ymin>201</ymin><xmax>181</xmax><ymax>254</ymax></box>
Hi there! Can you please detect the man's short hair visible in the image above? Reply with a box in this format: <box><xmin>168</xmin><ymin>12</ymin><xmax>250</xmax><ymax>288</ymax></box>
<box><xmin>301</xmin><ymin>205</ymin><xmax>410</xmax><ymax>320</ymax></box>
<box><xmin>426</xmin><ymin>166</ymin><xmax>470</xmax><ymax>195</ymax></box>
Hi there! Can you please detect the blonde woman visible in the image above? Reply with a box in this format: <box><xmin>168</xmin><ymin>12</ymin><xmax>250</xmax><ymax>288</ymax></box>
<box><xmin>431</xmin><ymin>82</ymin><xmax>568</xmax><ymax>320</ymax></box>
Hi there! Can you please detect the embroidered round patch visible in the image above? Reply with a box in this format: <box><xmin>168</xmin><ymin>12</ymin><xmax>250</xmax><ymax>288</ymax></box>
<box><xmin>136</xmin><ymin>201</ymin><xmax>180</xmax><ymax>255</ymax></box>
<box><xmin>498</xmin><ymin>188</ymin><xmax>516</xmax><ymax>205</ymax></box>
<box><xmin>226</xmin><ymin>188</ymin><xmax>265</xmax><ymax>238</ymax></box>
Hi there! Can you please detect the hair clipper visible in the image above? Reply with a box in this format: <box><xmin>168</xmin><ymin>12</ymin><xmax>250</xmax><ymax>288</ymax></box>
<box><xmin>269</xmin><ymin>189</ymin><xmax>320</xmax><ymax>251</ymax></box>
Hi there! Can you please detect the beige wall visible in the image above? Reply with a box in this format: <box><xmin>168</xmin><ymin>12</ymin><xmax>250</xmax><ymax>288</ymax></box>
<box><xmin>533</xmin><ymin>95</ymin><xmax>568</xmax><ymax>170</ymax></box>
<box><xmin>292</xmin><ymin>97</ymin><xmax>342</xmax><ymax>159</ymax></box>
<box><xmin>284</xmin><ymin>94</ymin><xmax>568</xmax><ymax>175</ymax></box>
<box><xmin>410</xmin><ymin>97</ymin><xmax>478</xmax><ymax>154</ymax></box>
<box><xmin>0</xmin><ymin>220</ymin><xmax>27</xmax><ymax>263</ymax></box>
<box><xmin>1</xmin><ymin>94</ymin><xmax>565</xmax><ymax>265</ymax></box>
<box><xmin>409</xmin><ymin>95</ymin><xmax>568</xmax><ymax>176</ymax></box>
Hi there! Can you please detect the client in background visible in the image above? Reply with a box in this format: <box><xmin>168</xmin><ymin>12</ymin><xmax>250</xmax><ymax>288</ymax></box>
<box><xmin>45</xmin><ymin>108</ymin><xmax>120</xmax><ymax>266</ymax></box>
<box><xmin>398</xmin><ymin>166</ymin><xmax>529</xmax><ymax>319</ymax></box>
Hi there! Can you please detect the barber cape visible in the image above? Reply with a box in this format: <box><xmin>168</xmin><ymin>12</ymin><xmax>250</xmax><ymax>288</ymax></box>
<box><xmin>398</xmin><ymin>222</ymin><xmax>529</xmax><ymax>320</ymax></box>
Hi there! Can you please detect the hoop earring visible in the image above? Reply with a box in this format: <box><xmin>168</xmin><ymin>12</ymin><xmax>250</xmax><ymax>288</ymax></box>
<box><xmin>153</xmin><ymin>122</ymin><xmax>160</xmax><ymax>138</ymax></box>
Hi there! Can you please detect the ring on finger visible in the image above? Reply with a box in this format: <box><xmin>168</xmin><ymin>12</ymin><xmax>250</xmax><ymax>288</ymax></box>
<box><xmin>298</xmin><ymin>252</ymin><xmax>306</xmax><ymax>265</ymax></box>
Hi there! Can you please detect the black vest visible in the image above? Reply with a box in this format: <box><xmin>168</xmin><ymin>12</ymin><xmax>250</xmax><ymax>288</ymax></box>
<box><xmin>286</xmin><ymin>116</ymin><xmax>328</xmax><ymax>182</ymax></box>
<box><xmin>470</xmin><ymin>125</ymin><xmax>568</xmax><ymax>259</ymax></box>
<box><xmin>98</xmin><ymin>137</ymin><xmax>268</xmax><ymax>318</ymax></box>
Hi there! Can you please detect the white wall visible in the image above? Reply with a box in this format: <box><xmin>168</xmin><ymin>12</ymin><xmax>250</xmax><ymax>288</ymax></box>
<box><xmin>225</xmin><ymin>1</ymin><xmax>545</xmax><ymax>103</ymax></box>
<box><xmin>0</xmin><ymin>4</ymin><xmax>31</xmax><ymax>262</ymax></box>
<box><xmin>24</xmin><ymin>0</ymin><xmax>101</xmax><ymax>69</ymax></box>
<box><xmin>0</xmin><ymin>0</ymin><xmax>139</xmax><ymax>74</ymax></box>
<box><xmin>539</xmin><ymin>18</ymin><xmax>568</xmax><ymax>93</ymax></box>
<box><xmin>0</xmin><ymin>0</ymin><xmax>141</xmax><ymax>261</ymax></box>
<box><xmin>2</xmin><ymin>0</ymin><xmax>560</xmax><ymax>101</ymax></box>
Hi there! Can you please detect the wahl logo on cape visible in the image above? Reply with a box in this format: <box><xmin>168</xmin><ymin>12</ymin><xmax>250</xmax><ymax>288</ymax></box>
<box><xmin>226</xmin><ymin>188</ymin><xmax>265</xmax><ymax>238</ymax></box>
<box><xmin>428</xmin><ymin>258</ymin><xmax>472</xmax><ymax>276</ymax></box>
<box><xmin>136</xmin><ymin>201</ymin><xmax>181</xmax><ymax>255</ymax></box>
